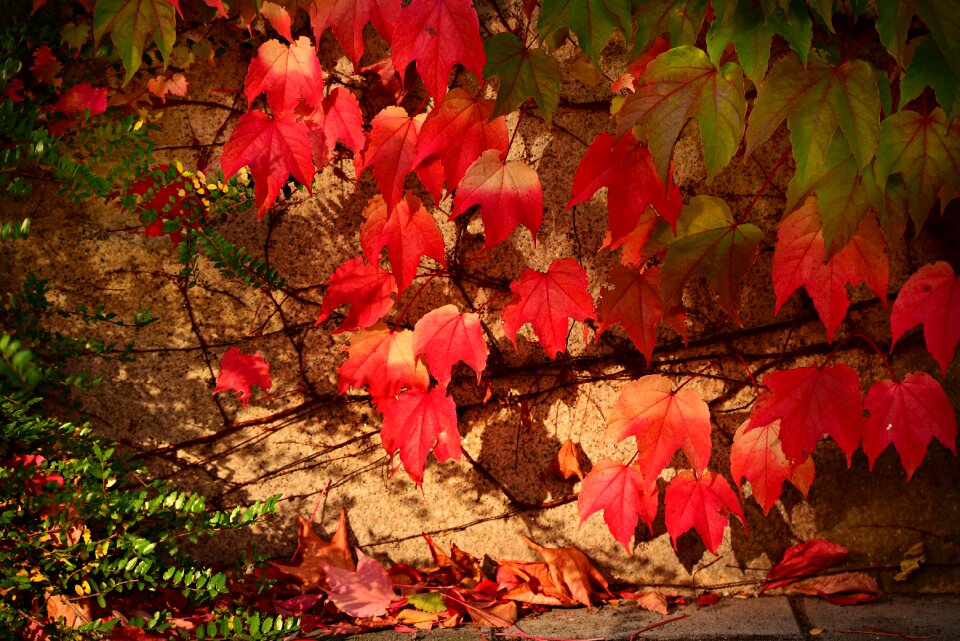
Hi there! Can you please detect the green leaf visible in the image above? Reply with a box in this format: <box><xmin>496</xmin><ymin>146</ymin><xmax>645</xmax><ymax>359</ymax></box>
<box><xmin>786</xmin><ymin>135</ymin><xmax>880</xmax><ymax>254</ymax></box>
<box><xmin>484</xmin><ymin>33</ymin><xmax>561</xmax><ymax>124</ymax></box>
<box><xmin>617</xmin><ymin>45</ymin><xmax>745</xmax><ymax>183</ymax></box>
<box><xmin>746</xmin><ymin>51</ymin><xmax>879</xmax><ymax>178</ymax></box>
<box><xmin>632</xmin><ymin>0</ymin><xmax>708</xmax><ymax>53</ymax></box>
<box><xmin>874</xmin><ymin>109</ymin><xmax>960</xmax><ymax>231</ymax></box>
<box><xmin>408</xmin><ymin>591</ymin><xmax>448</xmax><ymax>612</ymax></box>
<box><xmin>539</xmin><ymin>0</ymin><xmax>632</xmax><ymax>61</ymax></box>
<box><xmin>805</xmin><ymin>0</ymin><xmax>834</xmax><ymax>31</ymax></box>
<box><xmin>878</xmin><ymin>0</ymin><xmax>960</xmax><ymax>76</ymax></box>
<box><xmin>93</xmin><ymin>0</ymin><xmax>176</xmax><ymax>84</ymax></box>
<box><xmin>707</xmin><ymin>0</ymin><xmax>812</xmax><ymax>85</ymax></box>
<box><xmin>900</xmin><ymin>36</ymin><xmax>960</xmax><ymax>121</ymax></box>
<box><xmin>655</xmin><ymin>195</ymin><xmax>763</xmax><ymax>322</ymax></box>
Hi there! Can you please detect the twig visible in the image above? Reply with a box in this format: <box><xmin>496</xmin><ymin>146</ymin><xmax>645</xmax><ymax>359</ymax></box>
<box><xmin>629</xmin><ymin>614</ymin><xmax>690</xmax><ymax>641</ymax></box>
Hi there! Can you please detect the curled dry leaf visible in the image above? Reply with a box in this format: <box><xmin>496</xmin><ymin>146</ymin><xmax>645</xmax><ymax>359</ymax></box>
<box><xmin>270</xmin><ymin>509</ymin><xmax>354</xmax><ymax>591</ymax></box>
<box><xmin>763</xmin><ymin>538</ymin><xmax>848</xmax><ymax>591</ymax></box>
<box><xmin>549</xmin><ymin>438</ymin><xmax>585</xmax><ymax>481</ymax></box>
<box><xmin>630</xmin><ymin>590</ymin><xmax>669</xmax><ymax>615</ymax></box>
<box><xmin>789</xmin><ymin>571</ymin><xmax>882</xmax><ymax>605</ymax></box>
<box><xmin>520</xmin><ymin>534</ymin><xmax>608</xmax><ymax>607</ymax></box>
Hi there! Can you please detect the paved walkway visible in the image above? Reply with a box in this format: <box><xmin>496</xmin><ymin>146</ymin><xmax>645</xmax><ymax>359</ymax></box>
<box><xmin>312</xmin><ymin>595</ymin><xmax>960</xmax><ymax>641</ymax></box>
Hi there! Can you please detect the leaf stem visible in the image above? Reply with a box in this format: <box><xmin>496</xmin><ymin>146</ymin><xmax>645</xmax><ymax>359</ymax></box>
<box><xmin>854</xmin><ymin>333</ymin><xmax>895</xmax><ymax>378</ymax></box>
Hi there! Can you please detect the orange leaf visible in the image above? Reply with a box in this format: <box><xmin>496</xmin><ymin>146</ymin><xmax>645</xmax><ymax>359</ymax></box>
<box><xmin>270</xmin><ymin>509</ymin><xmax>354</xmax><ymax>591</ymax></box>
<box><xmin>521</xmin><ymin>534</ymin><xmax>608</xmax><ymax>608</ymax></box>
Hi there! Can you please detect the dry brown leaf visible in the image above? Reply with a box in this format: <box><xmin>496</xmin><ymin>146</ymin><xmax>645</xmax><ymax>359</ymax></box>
<box><xmin>498</xmin><ymin>560</ymin><xmax>570</xmax><ymax>606</ymax></box>
<box><xmin>548</xmin><ymin>439</ymin><xmax>586</xmax><ymax>481</ymax></box>
<box><xmin>632</xmin><ymin>590</ymin><xmax>669</xmax><ymax>614</ymax></box>
<box><xmin>270</xmin><ymin>509</ymin><xmax>354</xmax><ymax>590</ymax></box>
<box><xmin>45</xmin><ymin>593</ymin><xmax>91</xmax><ymax>627</ymax></box>
<box><xmin>894</xmin><ymin>542</ymin><xmax>925</xmax><ymax>582</ymax></box>
<box><xmin>468</xmin><ymin>600</ymin><xmax>518</xmax><ymax>628</ymax></box>
<box><xmin>790</xmin><ymin>572</ymin><xmax>881</xmax><ymax>605</ymax></box>
<box><xmin>521</xmin><ymin>534</ymin><xmax>609</xmax><ymax>607</ymax></box>
<box><xmin>421</xmin><ymin>535</ymin><xmax>483</xmax><ymax>585</ymax></box>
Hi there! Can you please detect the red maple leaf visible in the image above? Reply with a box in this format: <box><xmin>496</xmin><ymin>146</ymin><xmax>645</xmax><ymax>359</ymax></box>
<box><xmin>595</xmin><ymin>266</ymin><xmax>663</xmax><ymax>364</ymax></box>
<box><xmin>220</xmin><ymin>110</ymin><xmax>315</xmax><ymax>216</ymax></box>
<box><xmin>391</xmin><ymin>0</ymin><xmax>485</xmax><ymax>101</ymax></box>
<box><xmin>605</xmin><ymin>374</ymin><xmax>712</xmax><ymax>485</ymax></box>
<box><xmin>567</xmin><ymin>131</ymin><xmax>682</xmax><ymax>245</ymax></box>
<box><xmin>380</xmin><ymin>386</ymin><xmax>461</xmax><ymax>486</ymax></box>
<box><xmin>361</xmin><ymin>106</ymin><xmax>424</xmax><ymax>212</ymax></box>
<box><xmin>316</xmin><ymin>255</ymin><xmax>397</xmax><ymax>333</ymax></box>
<box><xmin>772</xmin><ymin>197</ymin><xmax>889</xmax><ymax>341</ymax></box>
<box><xmin>578</xmin><ymin>458</ymin><xmax>658</xmax><ymax>553</ymax></box>
<box><xmin>307</xmin><ymin>0</ymin><xmax>400</xmax><ymax>66</ymax></box>
<box><xmin>763</xmin><ymin>538</ymin><xmax>849</xmax><ymax>591</ymax></box>
<box><xmin>359</xmin><ymin>193</ymin><xmax>446</xmax><ymax>292</ymax></box>
<box><xmin>501</xmin><ymin>258</ymin><xmax>595</xmax><ymax>358</ymax></box>
<box><xmin>862</xmin><ymin>371</ymin><xmax>957</xmax><ymax>480</ymax></box>
<box><xmin>747</xmin><ymin>364</ymin><xmax>863</xmax><ymax>464</ymax></box>
<box><xmin>46</xmin><ymin>82</ymin><xmax>108</xmax><ymax>134</ymax></box>
<box><xmin>413</xmin><ymin>88</ymin><xmax>509</xmax><ymax>200</ymax></box>
<box><xmin>451</xmin><ymin>150</ymin><xmax>543</xmax><ymax>249</ymax></box>
<box><xmin>214</xmin><ymin>347</ymin><xmax>272</xmax><ymax>407</ymax></box>
<box><xmin>730</xmin><ymin>417</ymin><xmax>815</xmax><ymax>515</ymax></box>
<box><xmin>244</xmin><ymin>37</ymin><xmax>324</xmax><ymax>113</ymax></box>
<box><xmin>412</xmin><ymin>304</ymin><xmax>488</xmax><ymax>388</ymax></box>
<box><xmin>31</xmin><ymin>45</ymin><xmax>62</xmax><ymax>88</ymax></box>
<box><xmin>337</xmin><ymin>325</ymin><xmax>430</xmax><ymax>403</ymax></box>
<box><xmin>664</xmin><ymin>470</ymin><xmax>746</xmax><ymax>555</ymax></box>
<box><xmin>890</xmin><ymin>261</ymin><xmax>960</xmax><ymax>376</ymax></box>
<box><xmin>301</xmin><ymin>86</ymin><xmax>364</xmax><ymax>167</ymax></box>
<box><xmin>259</xmin><ymin>1</ymin><xmax>295</xmax><ymax>42</ymax></box>
<box><xmin>147</xmin><ymin>73</ymin><xmax>188</xmax><ymax>103</ymax></box>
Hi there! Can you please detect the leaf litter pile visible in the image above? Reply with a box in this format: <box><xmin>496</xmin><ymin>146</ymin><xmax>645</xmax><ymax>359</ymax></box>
<box><xmin>101</xmin><ymin>508</ymin><xmax>890</xmax><ymax>639</ymax></box>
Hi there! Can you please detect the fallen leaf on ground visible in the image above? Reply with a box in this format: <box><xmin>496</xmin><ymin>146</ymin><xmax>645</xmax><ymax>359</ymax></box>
<box><xmin>321</xmin><ymin>548</ymin><xmax>397</xmax><ymax>617</ymax></box>
<box><xmin>894</xmin><ymin>542</ymin><xmax>925</xmax><ymax>582</ymax></box>
<box><xmin>763</xmin><ymin>538</ymin><xmax>849</xmax><ymax>591</ymax></box>
<box><xmin>789</xmin><ymin>571</ymin><xmax>881</xmax><ymax>604</ymax></box>
<box><xmin>270</xmin><ymin>509</ymin><xmax>354</xmax><ymax>591</ymax></box>
<box><xmin>630</xmin><ymin>590</ymin><xmax>669</xmax><ymax>614</ymax></box>
<box><xmin>521</xmin><ymin>534</ymin><xmax>608</xmax><ymax>607</ymax></box>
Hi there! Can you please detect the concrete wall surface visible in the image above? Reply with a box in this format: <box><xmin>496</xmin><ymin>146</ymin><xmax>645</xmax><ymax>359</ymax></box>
<box><xmin>3</xmin><ymin>2</ymin><xmax>959</xmax><ymax>596</ymax></box>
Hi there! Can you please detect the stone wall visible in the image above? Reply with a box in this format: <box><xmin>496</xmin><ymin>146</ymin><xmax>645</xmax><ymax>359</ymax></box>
<box><xmin>3</xmin><ymin>6</ymin><xmax>960</xmax><ymax>596</ymax></box>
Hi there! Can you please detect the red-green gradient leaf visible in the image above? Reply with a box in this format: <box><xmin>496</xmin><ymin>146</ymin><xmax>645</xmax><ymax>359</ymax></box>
<box><xmin>391</xmin><ymin>0</ymin><xmax>485</xmax><ymax>101</ymax></box>
<box><xmin>214</xmin><ymin>347</ymin><xmax>272</xmax><ymax>408</ymax></box>
<box><xmin>451</xmin><ymin>149</ymin><xmax>543</xmax><ymax>249</ymax></box>
<box><xmin>772</xmin><ymin>197</ymin><xmax>889</xmax><ymax>341</ymax></box>
<box><xmin>890</xmin><ymin>262</ymin><xmax>960</xmax><ymax>376</ymax></box>
<box><xmin>316</xmin><ymin>255</ymin><xmax>397</xmax><ymax>332</ymax></box>
<box><xmin>412</xmin><ymin>304</ymin><xmax>488</xmax><ymax>388</ymax></box>
<box><xmin>501</xmin><ymin>258</ymin><xmax>595</xmax><ymax>358</ymax></box>
<box><xmin>605</xmin><ymin>374</ymin><xmax>712</xmax><ymax>483</ymax></box>
<box><xmin>874</xmin><ymin>109</ymin><xmax>960</xmax><ymax>231</ymax></box>
<box><xmin>730</xmin><ymin>417</ymin><xmax>815</xmax><ymax>515</ymax></box>
<box><xmin>617</xmin><ymin>45</ymin><xmax>745</xmax><ymax>183</ymax></box>
<box><xmin>220</xmin><ymin>110</ymin><xmax>315</xmax><ymax>216</ymax></box>
<box><xmin>483</xmin><ymin>32</ymin><xmax>561</xmax><ymax>124</ymax></box>
<box><xmin>381</xmin><ymin>386</ymin><xmax>461</xmax><ymax>486</ymax></box>
<box><xmin>413</xmin><ymin>89</ymin><xmax>509</xmax><ymax>199</ymax></box>
<box><xmin>359</xmin><ymin>193</ymin><xmax>446</xmax><ymax>293</ymax></box>
<box><xmin>244</xmin><ymin>37</ymin><xmax>324</xmax><ymax>113</ymax></box>
<box><xmin>307</xmin><ymin>0</ymin><xmax>400</xmax><ymax>66</ymax></box>
<box><xmin>748</xmin><ymin>364</ymin><xmax>863</xmax><ymax>464</ymax></box>
<box><xmin>664</xmin><ymin>470</ymin><xmax>746</xmax><ymax>555</ymax></box>
<box><xmin>337</xmin><ymin>326</ymin><xmax>430</xmax><ymax>402</ymax></box>
<box><xmin>656</xmin><ymin>195</ymin><xmax>763</xmax><ymax>324</ymax></box>
<box><xmin>595</xmin><ymin>266</ymin><xmax>663</xmax><ymax>364</ymax></box>
<box><xmin>362</xmin><ymin>106</ymin><xmax>423</xmax><ymax>212</ymax></box>
<box><xmin>578</xmin><ymin>459</ymin><xmax>657</xmax><ymax>553</ymax></box>
<box><xmin>746</xmin><ymin>52</ymin><xmax>880</xmax><ymax>177</ymax></box>
<box><xmin>567</xmin><ymin>131</ymin><xmax>682</xmax><ymax>245</ymax></box>
<box><xmin>863</xmin><ymin>372</ymin><xmax>957</xmax><ymax>480</ymax></box>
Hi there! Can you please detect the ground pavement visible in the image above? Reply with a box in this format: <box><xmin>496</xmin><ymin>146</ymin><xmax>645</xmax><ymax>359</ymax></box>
<box><xmin>308</xmin><ymin>595</ymin><xmax>960</xmax><ymax>641</ymax></box>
